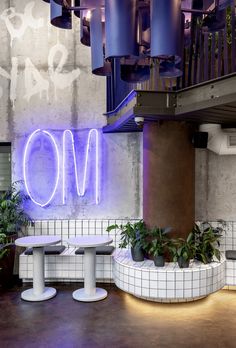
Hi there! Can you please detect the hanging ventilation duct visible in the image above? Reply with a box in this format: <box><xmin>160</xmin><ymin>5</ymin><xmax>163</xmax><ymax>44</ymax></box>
<box><xmin>51</xmin><ymin>0</ymin><xmax>72</xmax><ymax>29</ymax></box>
<box><xmin>199</xmin><ymin>124</ymin><xmax>236</xmax><ymax>155</ymax></box>
<box><xmin>90</xmin><ymin>8</ymin><xmax>111</xmax><ymax>76</ymax></box>
<box><xmin>105</xmin><ymin>0</ymin><xmax>139</xmax><ymax>59</ymax></box>
<box><xmin>150</xmin><ymin>0</ymin><xmax>182</xmax><ymax>61</ymax></box>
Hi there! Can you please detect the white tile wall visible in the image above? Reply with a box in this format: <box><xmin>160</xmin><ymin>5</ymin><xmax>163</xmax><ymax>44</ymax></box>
<box><xmin>20</xmin><ymin>247</ymin><xmax>114</xmax><ymax>283</ymax></box>
<box><xmin>19</xmin><ymin>218</ymin><xmax>139</xmax><ymax>283</ymax></box>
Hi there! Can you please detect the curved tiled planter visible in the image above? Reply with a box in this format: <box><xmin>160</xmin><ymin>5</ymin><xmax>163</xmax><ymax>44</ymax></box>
<box><xmin>113</xmin><ymin>250</ymin><xmax>225</xmax><ymax>303</ymax></box>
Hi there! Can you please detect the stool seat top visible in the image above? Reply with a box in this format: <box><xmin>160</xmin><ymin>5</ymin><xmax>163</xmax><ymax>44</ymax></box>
<box><xmin>67</xmin><ymin>235</ymin><xmax>113</xmax><ymax>248</ymax></box>
<box><xmin>15</xmin><ymin>235</ymin><xmax>61</xmax><ymax>248</ymax></box>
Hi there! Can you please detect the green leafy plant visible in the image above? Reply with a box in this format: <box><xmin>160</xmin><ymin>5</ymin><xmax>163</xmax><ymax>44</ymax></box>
<box><xmin>169</xmin><ymin>232</ymin><xmax>196</xmax><ymax>263</ymax></box>
<box><xmin>106</xmin><ymin>220</ymin><xmax>147</xmax><ymax>249</ymax></box>
<box><xmin>0</xmin><ymin>233</ymin><xmax>8</xmax><ymax>262</ymax></box>
<box><xmin>0</xmin><ymin>182</ymin><xmax>31</xmax><ymax>237</ymax></box>
<box><xmin>193</xmin><ymin>221</ymin><xmax>224</xmax><ymax>263</ymax></box>
<box><xmin>147</xmin><ymin>227</ymin><xmax>171</xmax><ymax>257</ymax></box>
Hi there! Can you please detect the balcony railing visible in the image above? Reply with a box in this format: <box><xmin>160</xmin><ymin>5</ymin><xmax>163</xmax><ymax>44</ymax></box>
<box><xmin>107</xmin><ymin>3</ymin><xmax>236</xmax><ymax>112</ymax></box>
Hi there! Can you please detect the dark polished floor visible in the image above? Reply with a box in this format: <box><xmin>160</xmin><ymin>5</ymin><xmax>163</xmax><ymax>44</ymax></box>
<box><xmin>1</xmin><ymin>283</ymin><xmax>236</xmax><ymax>348</ymax></box>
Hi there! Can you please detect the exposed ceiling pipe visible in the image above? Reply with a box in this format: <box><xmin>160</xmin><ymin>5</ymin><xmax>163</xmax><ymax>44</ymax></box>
<box><xmin>199</xmin><ymin>124</ymin><xmax>236</xmax><ymax>155</ymax></box>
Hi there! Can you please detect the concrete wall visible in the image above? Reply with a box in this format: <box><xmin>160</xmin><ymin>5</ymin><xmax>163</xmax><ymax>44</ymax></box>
<box><xmin>0</xmin><ymin>1</ymin><xmax>142</xmax><ymax>220</ymax></box>
<box><xmin>1</xmin><ymin>1</ymin><xmax>235</xmax><ymax>223</ymax></box>
<box><xmin>196</xmin><ymin>149</ymin><xmax>236</xmax><ymax>221</ymax></box>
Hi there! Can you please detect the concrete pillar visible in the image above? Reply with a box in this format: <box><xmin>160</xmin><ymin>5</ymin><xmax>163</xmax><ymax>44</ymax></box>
<box><xmin>143</xmin><ymin>121</ymin><xmax>195</xmax><ymax>238</ymax></box>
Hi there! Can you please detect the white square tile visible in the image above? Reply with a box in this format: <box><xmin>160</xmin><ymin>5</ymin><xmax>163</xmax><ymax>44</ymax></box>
<box><xmin>134</xmin><ymin>287</ymin><xmax>142</xmax><ymax>296</ymax></box>
<box><xmin>193</xmin><ymin>288</ymin><xmax>200</xmax><ymax>297</ymax></box>
<box><xmin>129</xmin><ymin>284</ymin><xmax>135</xmax><ymax>293</ymax></box>
<box><xmin>176</xmin><ymin>289</ymin><xmax>184</xmax><ymax>298</ymax></box>
<box><xmin>167</xmin><ymin>281</ymin><xmax>175</xmax><ymax>290</ymax></box>
<box><xmin>20</xmin><ymin>264</ymin><xmax>27</xmax><ymax>271</ymax></box>
<box><xmin>167</xmin><ymin>272</ymin><xmax>175</xmax><ymax>281</ymax></box>
<box><xmin>159</xmin><ymin>289</ymin><xmax>167</xmax><ymax>297</ymax></box>
<box><xmin>159</xmin><ymin>272</ymin><xmax>166</xmax><ymax>281</ymax></box>
<box><xmin>150</xmin><ymin>271</ymin><xmax>158</xmax><ymax>281</ymax></box>
<box><xmin>142</xmin><ymin>288</ymin><xmax>150</xmax><ymax>297</ymax></box>
<box><xmin>184</xmin><ymin>272</ymin><xmax>192</xmax><ymax>281</ymax></box>
<box><xmin>227</xmin><ymin>269</ymin><xmax>234</xmax><ymax>277</ymax></box>
<box><xmin>150</xmin><ymin>289</ymin><xmax>158</xmax><ymax>297</ymax></box>
<box><xmin>142</xmin><ymin>271</ymin><xmax>150</xmax><ymax>280</ymax></box>
<box><xmin>184</xmin><ymin>281</ymin><xmax>192</xmax><ymax>289</ymax></box>
<box><xmin>129</xmin><ymin>268</ymin><xmax>135</xmax><ymax>277</ymax></box>
<box><xmin>192</xmin><ymin>280</ymin><xmax>200</xmax><ymax>288</ymax></box>
<box><xmin>200</xmin><ymin>278</ymin><xmax>206</xmax><ymax>287</ymax></box>
<box><xmin>175</xmin><ymin>272</ymin><xmax>183</xmax><ymax>281</ymax></box>
<box><xmin>129</xmin><ymin>277</ymin><xmax>135</xmax><ymax>286</ymax></box>
<box><xmin>166</xmin><ymin>289</ymin><xmax>175</xmax><ymax>298</ymax></box>
<box><xmin>176</xmin><ymin>281</ymin><xmax>184</xmax><ymax>290</ymax></box>
<box><xmin>158</xmin><ymin>281</ymin><xmax>166</xmax><ymax>289</ymax></box>
<box><xmin>135</xmin><ymin>278</ymin><xmax>142</xmax><ymax>287</ymax></box>
<box><xmin>150</xmin><ymin>280</ymin><xmax>157</xmax><ymax>289</ymax></box>
<box><xmin>184</xmin><ymin>289</ymin><xmax>192</xmax><ymax>297</ymax></box>
<box><xmin>142</xmin><ymin>279</ymin><xmax>149</xmax><ymax>288</ymax></box>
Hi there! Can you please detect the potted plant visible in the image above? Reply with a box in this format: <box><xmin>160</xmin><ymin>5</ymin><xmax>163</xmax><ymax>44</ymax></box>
<box><xmin>146</xmin><ymin>227</ymin><xmax>171</xmax><ymax>267</ymax></box>
<box><xmin>192</xmin><ymin>221</ymin><xmax>224</xmax><ymax>264</ymax></box>
<box><xmin>0</xmin><ymin>233</ymin><xmax>8</xmax><ymax>264</ymax></box>
<box><xmin>0</xmin><ymin>182</ymin><xmax>31</xmax><ymax>287</ymax></box>
<box><xmin>170</xmin><ymin>232</ymin><xmax>196</xmax><ymax>268</ymax></box>
<box><xmin>106</xmin><ymin>220</ymin><xmax>147</xmax><ymax>262</ymax></box>
<box><xmin>0</xmin><ymin>182</ymin><xmax>31</xmax><ymax>239</ymax></box>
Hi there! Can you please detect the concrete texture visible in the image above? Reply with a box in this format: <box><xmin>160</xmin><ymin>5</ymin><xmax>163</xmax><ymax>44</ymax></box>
<box><xmin>1</xmin><ymin>284</ymin><xmax>236</xmax><ymax>348</ymax></box>
<box><xmin>1</xmin><ymin>1</ymin><xmax>236</xmax><ymax>223</ymax></box>
<box><xmin>143</xmin><ymin>122</ymin><xmax>195</xmax><ymax>237</ymax></box>
<box><xmin>0</xmin><ymin>1</ymin><xmax>142</xmax><ymax>220</ymax></box>
<box><xmin>196</xmin><ymin>149</ymin><xmax>236</xmax><ymax>221</ymax></box>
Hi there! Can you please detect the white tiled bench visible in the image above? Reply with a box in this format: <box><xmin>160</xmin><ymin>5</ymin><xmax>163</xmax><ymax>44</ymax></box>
<box><xmin>225</xmin><ymin>260</ymin><xmax>236</xmax><ymax>286</ymax></box>
<box><xmin>19</xmin><ymin>247</ymin><xmax>114</xmax><ymax>283</ymax></box>
<box><xmin>113</xmin><ymin>249</ymin><xmax>226</xmax><ymax>303</ymax></box>
<box><xmin>18</xmin><ymin>218</ymin><xmax>137</xmax><ymax>284</ymax></box>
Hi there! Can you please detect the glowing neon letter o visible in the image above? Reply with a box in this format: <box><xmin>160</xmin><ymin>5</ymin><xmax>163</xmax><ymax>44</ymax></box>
<box><xmin>23</xmin><ymin>129</ymin><xmax>60</xmax><ymax>207</ymax></box>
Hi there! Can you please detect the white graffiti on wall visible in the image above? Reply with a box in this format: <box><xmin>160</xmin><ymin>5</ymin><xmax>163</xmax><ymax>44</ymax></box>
<box><xmin>0</xmin><ymin>2</ymin><xmax>44</xmax><ymax>47</ymax></box>
<box><xmin>0</xmin><ymin>2</ymin><xmax>81</xmax><ymax>107</ymax></box>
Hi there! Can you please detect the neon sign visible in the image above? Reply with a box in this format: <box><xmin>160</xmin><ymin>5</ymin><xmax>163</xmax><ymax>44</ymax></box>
<box><xmin>23</xmin><ymin>129</ymin><xmax>100</xmax><ymax>207</ymax></box>
<box><xmin>62</xmin><ymin>129</ymin><xmax>99</xmax><ymax>205</ymax></box>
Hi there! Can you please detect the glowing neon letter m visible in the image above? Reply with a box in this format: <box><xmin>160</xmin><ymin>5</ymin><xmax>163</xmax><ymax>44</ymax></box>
<box><xmin>62</xmin><ymin>129</ymin><xmax>100</xmax><ymax>205</ymax></box>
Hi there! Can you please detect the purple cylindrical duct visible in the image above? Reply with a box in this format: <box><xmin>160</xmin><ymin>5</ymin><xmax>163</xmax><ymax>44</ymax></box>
<box><xmin>90</xmin><ymin>8</ymin><xmax>111</xmax><ymax>76</ymax></box>
<box><xmin>151</xmin><ymin>0</ymin><xmax>181</xmax><ymax>60</ymax></box>
<box><xmin>51</xmin><ymin>0</ymin><xmax>72</xmax><ymax>29</ymax></box>
<box><xmin>105</xmin><ymin>0</ymin><xmax>139</xmax><ymax>58</ymax></box>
